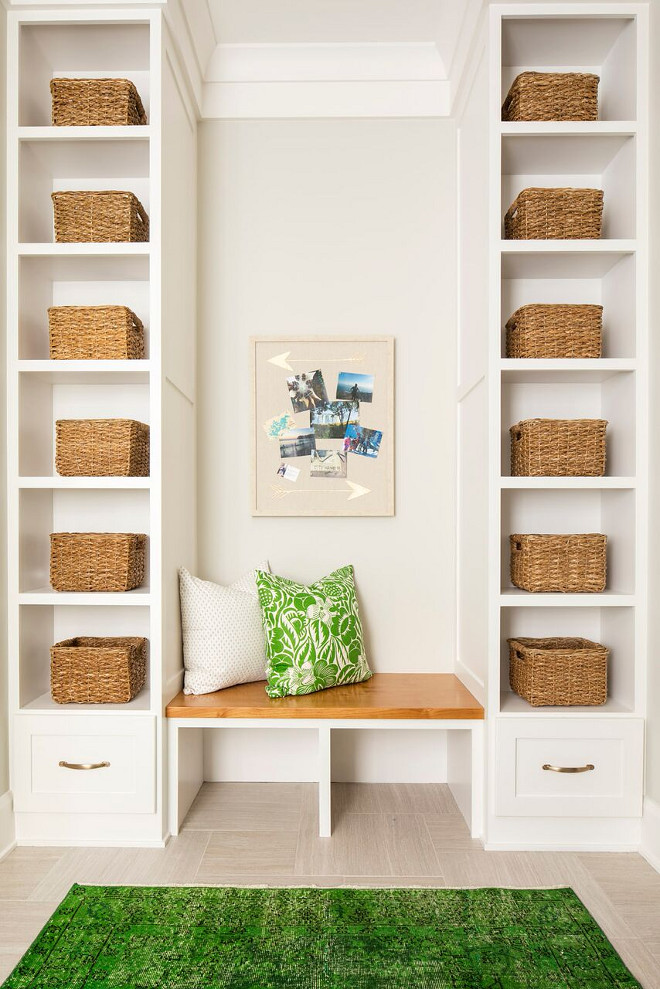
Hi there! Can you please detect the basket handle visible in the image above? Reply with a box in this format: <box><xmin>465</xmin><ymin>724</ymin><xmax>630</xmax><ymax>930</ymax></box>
<box><xmin>512</xmin><ymin>541</ymin><xmax>522</xmax><ymax>552</ymax></box>
<box><xmin>135</xmin><ymin>201</ymin><xmax>149</xmax><ymax>227</ymax></box>
<box><xmin>501</xmin><ymin>93</ymin><xmax>513</xmax><ymax>120</ymax></box>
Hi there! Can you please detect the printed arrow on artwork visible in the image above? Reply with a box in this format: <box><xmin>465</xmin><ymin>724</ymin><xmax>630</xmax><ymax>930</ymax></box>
<box><xmin>271</xmin><ymin>480</ymin><xmax>370</xmax><ymax>501</ymax></box>
<box><xmin>268</xmin><ymin>352</ymin><xmax>366</xmax><ymax>372</ymax></box>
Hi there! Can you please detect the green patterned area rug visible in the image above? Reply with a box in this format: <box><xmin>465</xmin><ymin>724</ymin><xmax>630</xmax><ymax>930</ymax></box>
<box><xmin>2</xmin><ymin>884</ymin><xmax>641</xmax><ymax>988</ymax></box>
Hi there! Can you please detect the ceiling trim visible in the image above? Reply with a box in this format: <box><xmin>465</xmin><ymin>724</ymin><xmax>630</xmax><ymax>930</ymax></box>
<box><xmin>203</xmin><ymin>40</ymin><xmax>449</xmax><ymax>118</ymax></box>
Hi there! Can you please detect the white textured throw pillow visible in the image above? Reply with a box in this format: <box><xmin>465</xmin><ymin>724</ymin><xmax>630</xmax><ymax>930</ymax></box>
<box><xmin>179</xmin><ymin>564</ymin><xmax>270</xmax><ymax>695</ymax></box>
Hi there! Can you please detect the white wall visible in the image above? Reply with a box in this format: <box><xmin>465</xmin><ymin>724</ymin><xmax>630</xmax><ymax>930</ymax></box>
<box><xmin>197</xmin><ymin>117</ymin><xmax>457</xmax><ymax>780</ymax></box>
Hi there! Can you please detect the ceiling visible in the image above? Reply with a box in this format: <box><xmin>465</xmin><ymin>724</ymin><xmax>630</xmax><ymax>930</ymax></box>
<box><xmin>206</xmin><ymin>0</ymin><xmax>468</xmax><ymax>71</ymax></box>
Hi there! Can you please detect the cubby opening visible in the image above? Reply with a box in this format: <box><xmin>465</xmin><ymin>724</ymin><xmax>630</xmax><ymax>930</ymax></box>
<box><xmin>18</xmin><ymin>604</ymin><xmax>151</xmax><ymax>712</ymax></box>
<box><xmin>19</xmin><ymin>488</ymin><xmax>151</xmax><ymax>593</ymax></box>
<box><xmin>501</xmin><ymin>252</ymin><xmax>636</xmax><ymax>359</ymax></box>
<box><xmin>19</xmin><ymin>139</ymin><xmax>150</xmax><ymax>244</ymax></box>
<box><xmin>500</xmin><ymin>488</ymin><xmax>635</xmax><ymax>596</ymax></box>
<box><xmin>501</xmin><ymin>371</ymin><xmax>635</xmax><ymax>477</ymax></box>
<box><xmin>19</xmin><ymin>377</ymin><xmax>150</xmax><ymax>477</ymax></box>
<box><xmin>499</xmin><ymin>605</ymin><xmax>636</xmax><ymax>715</ymax></box>
<box><xmin>501</xmin><ymin>134</ymin><xmax>635</xmax><ymax>240</ymax></box>
<box><xmin>18</xmin><ymin>22</ymin><xmax>151</xmax><ymax>127</ymax></box>
<box><xmin>501</xmin><ymin>16</ymin><xmax>637</xmax><ymax>120</ymax></box>
<box><xmin>17</xmin><ymin>254</ymin><xmax>150</xmax><ymax>360</ymax></box>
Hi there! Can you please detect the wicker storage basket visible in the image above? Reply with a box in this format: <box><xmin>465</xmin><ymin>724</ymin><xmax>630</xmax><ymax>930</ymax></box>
<box><xmin>510</xmin><ymin>418</ymin><xmax>607</xmax><ymax>477</ymax></box>
<box><xmin>51</xmin><ymin>78</ymin><xmax>147</xmax><ymax>127</ymax></box>
<box><xmin>51</xmin><ymin>636</ymin><xmax>147</xmax><ymax>704</ymax></box>
<box><xmin>52</xmin><ymin>191</ymin><xmax>149</xmax><ymax>243</ymax></box>
<box><xmin>510</xmin><ymin>534</ymin><xmax>607</xmax><ymax>593</ymax></box>
<box><xmin>48</xmin><ymin>305</ymin><xmax>145</xmax><ymax>360</ymax></box>
<box><xmin>502</xmin><ymin>72</ymin><xmax>599</xmax><ymax>122</ymax></box>
<box><xmin>504</xmin><ymin>187</ymin><xmax>603</xmax><ymax>240</ymax></box>
<box><xmin>56</xmin><ymin>419</ymin><xmax>149</xmax><ymax>477</ymax></box>
<box><xmin>508</xmin><ymin>637</ymin><xmax>608</xmax><ymax>707</ymax></box>
<box><xmin>505</xmin><ymin>304</ymin><xmax>603</xmax><ymax>359</ymax></box>
<box><xmin>50</xmin><ymin>532</ymin><xmax>147</xmax><ymax>592</ymax></box>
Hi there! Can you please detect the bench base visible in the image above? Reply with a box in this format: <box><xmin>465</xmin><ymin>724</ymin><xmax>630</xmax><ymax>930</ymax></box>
<box><xmin>168</xmin><ymin>718</ymin><xmax>484</xmax><ymax>839</ymax></box>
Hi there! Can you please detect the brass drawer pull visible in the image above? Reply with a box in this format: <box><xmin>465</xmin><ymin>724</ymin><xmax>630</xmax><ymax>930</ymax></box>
<box><xmin>542</xmin><ymin>763</ymin><xmax>594</xmax><ymax>774</ymax></box>
<box><xmin>58</xmin><ymin>760</ymin><xmax>110</xmax><ymax>771</ymax></box>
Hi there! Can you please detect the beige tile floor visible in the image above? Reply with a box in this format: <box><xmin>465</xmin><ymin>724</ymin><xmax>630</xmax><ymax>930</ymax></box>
<box><xmin>0</xmin><ymin>782</ymin><xmax>659</xmax><ymax>986</ymax></box>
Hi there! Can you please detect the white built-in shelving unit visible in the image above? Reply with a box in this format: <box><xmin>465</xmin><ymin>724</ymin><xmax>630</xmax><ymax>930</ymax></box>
<box><xmin>6</xmin><ymin>8</ymin><xmax>196</xmax><ymax>844</ymax></box>
<box><xmin>458</xmin><ymin>3</ymin><xmax>648</xmax><ymax>850</ymax></box>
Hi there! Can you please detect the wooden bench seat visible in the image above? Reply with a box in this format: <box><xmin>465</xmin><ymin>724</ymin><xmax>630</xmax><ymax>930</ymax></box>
<box><xmin>166</xmin><ymin>673</ymin><xmax>484</xmax><ymax>721</ymax></box>
<box><xmin>166</xmin><ymin>673</ymin><xmax>484</xmax><ymax>838</ymax></box>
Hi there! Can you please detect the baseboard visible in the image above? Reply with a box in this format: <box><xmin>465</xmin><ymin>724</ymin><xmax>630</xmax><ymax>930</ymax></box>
<box><xmin>641</xmin><ymin>796</ymin><xmax>660</xmax><ymax>873</ymax></box>
<box><xmin>0</xmin><ymin>790</ymin><xmax>16</xmax><ymax>861</ymax></box>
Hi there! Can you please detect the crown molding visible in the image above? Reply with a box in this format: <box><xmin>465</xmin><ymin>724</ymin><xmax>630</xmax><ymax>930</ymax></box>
<box><xmin>203</xmin><ymin>41</ymin><xmax>449</xmax><ymax>118</ymax></box>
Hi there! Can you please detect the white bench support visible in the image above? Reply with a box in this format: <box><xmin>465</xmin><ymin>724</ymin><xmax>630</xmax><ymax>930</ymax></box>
<box><xmin>167</xmin><ymin>718</ymin><xmax>484</xmax><ymax>839</ymax></box>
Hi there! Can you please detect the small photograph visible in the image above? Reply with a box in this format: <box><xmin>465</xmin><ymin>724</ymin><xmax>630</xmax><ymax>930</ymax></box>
<box><xmin>336</xmin><ymin>371</ymin><xmax>374</xmax><ymax>404</ymax></box>
<box><xmin>263</xmin><ymin>411</ymin><xmax>295</xmax><ymax>441</ymax></box>
<box><xmin>276</xmin><ymin>462</ymin><xmax>300</xmax><ymax>483</ymax></box>
<box><xmin>344</xmin><ymin>424</ymin><xmax>383</xmax><ymax>459</ymax></box>
<box><xmin>310</xmin><ymin>401</ymin><xmax>359</xmax><ymax>439</ymax></box>
<box><xmin>287</xmin><ymin>370</ymin><xmax>328</xmax><ymax>413</ymax></box>
<box><xmin>310</xmin><ymin>449</ymin><xmax>348</xmax><ymax>479</ymax></box>
<box><xmin>279</xmin><ymin>427</ymin><xmax>317</xmax><ymax>459</ymax></box>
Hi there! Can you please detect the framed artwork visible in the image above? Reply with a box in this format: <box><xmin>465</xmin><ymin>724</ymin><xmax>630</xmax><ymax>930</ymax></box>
<box><xmin>251</xmin><ymin>336</ymin><xmax>394</xmax><ymax>517</ymax></box>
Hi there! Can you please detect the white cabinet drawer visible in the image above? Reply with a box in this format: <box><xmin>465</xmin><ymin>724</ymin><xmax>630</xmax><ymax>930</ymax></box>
<box><xmin>14</xmin><ymin>715</ymin><xmax>156</xmax><ymax>815</ymax></box>
<box><xmin>496</xmin><ymin>718</ymin><xmax>643</xmax><ymax>818</ymax></box>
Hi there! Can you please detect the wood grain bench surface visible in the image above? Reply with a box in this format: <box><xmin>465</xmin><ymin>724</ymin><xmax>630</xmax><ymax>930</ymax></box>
<box><xmin>166</xmin><ymin>673</ymin><xmax>484</xmax><ymax>720</ymax></box>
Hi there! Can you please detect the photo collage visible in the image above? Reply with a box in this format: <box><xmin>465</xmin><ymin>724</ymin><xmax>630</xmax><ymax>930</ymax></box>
<box><xmin>265</xmin><ymin>369</ymin><xmax>384</xmax><ymax>484</ymax></box>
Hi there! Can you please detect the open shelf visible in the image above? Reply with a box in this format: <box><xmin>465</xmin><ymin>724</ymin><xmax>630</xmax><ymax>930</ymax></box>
<box><xmin>19</xmin><ymin>488</ymin><xmax>150</xmax><ymax>593</ymax></box>
<box><xmin>18</xmin><ymin>361</ymin><xmax>151</xmax><ymax>384</ymax></box>
<box><xmin>501</xmin><ymin>241</ymin><xmax>635</xmax><ymax>279</ymax></box>
<box><xmin>501</xmin><ymin>133</ymin><xmax>635</xmax><ymax>240</ymax></box>
<box><xmin>501</xmin><ymin>372</ymin><xmax>635</xmax><ymax>477</ymax></box>
<box><xmin>501</xmin><ymin>488</ymin><xmax>636</xmax><ymax>595</ymax></box>
<box><xmin>19</xmin><ymin>21</ymin><xmax>151</xmax><ymax>127</ymax></box>
<box><xmin>19</xmin><ymin>138</ymin><xmax>150</xmax><ymax>244</ymax></box>
<box><xmin>499</xmin><ymin>693</ymin><xmax>634</xmax><ymax>717</ymax></box>
<box><xmin>500</xmin><ymin>591</ymin><xmax>636</xmax><ymax>608</ymax></box>
<box><xmin>21</xmin><ymin>690</ymin><xmax>152</xmax><ymax>714</ymax></box>
<box><xmin>19</xmin><ymin>244</ymin><xmax>150</xmax><ymax>257</ymax></box>
<box><xmin>501</xmin><ymin>15</ymin><xmax>637</xmax><ymax>120</ymax></box>
<box><xmin>18</xmin><ymin>477</ymin><xmax>151</xmax><ymax>490</ymax></box>
<box><xmin>499</xmin><ymin>604</ymin><xmax>637</xmax><ymax>715</ymax></box>
<box><xmin>501</xmin><ymin>476</ymin><xmax>636</xmax><ymax>490</ymax></box>
<box><xmin>19</xmin><ymin>376</ymin><xmax>149</xmax><ymax>475</ymax></box>
<box><xmin>19</xmin><ymin>589</ymin><xmax>151</xmax><ymax>606</ymax></box>
<box><xmin>17</xmin><ymin>254</ymin><xmax>149</xmax><ymax>360</ymax></box>
<box><xmin>19</xmin><ymin>126</ymin><xmax>151</xmax><ymax>142</ymax></box>
<box><xmin>17</xmin><ymin>603</ymin><xmax>152</xmax><ymax>711</ymax></box>
<box><xmin>501</xmin><ymin>252</ymin><xmax>635</xmax><ymax>358</ymax></box>
<box><xmin>501</xmin><ymin>122</ymin><xmax>637</xmax><ymax>137</ymax></box>
<box><xmin>500</xmin><ymin>359</ymin><xmax>635</xmax><ymax>383</ymax></box>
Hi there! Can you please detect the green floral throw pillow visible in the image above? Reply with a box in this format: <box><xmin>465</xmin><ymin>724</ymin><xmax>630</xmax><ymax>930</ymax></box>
<box><xmin>255</xmin><ymin>565</ymin><xmax>372</xmax><ymax>698</ymax></box>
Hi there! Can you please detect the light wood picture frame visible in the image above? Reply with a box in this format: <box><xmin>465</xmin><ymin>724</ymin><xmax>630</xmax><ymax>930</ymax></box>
<box><xmin>251</xmin><ymin>336</ymin><xmax>394</xmax><ymax>516</ymax></box>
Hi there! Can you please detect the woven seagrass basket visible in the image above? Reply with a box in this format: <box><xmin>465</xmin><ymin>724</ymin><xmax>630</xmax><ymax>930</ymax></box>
<box><xmin>51</xmin><ymin>636</ymin><xmax>147</xmax><ymax>704</ymax></box>
<box><xmin>51</xmin><ymin>78</ymin><xmax>147</xmax><ymax>127</ymax></box>
<box><xmin>505</xmin><ymin>304</ymin><xmax>603</xmax><ymax>359</ymax></box>
<box><xmin>504</xmin><ymin>187</ymin><xmax>603</xmax><ymax>240</ymax></box>
<box><xmin>52</xmin><ymin>191</ymin><xmax>149</xmax><ymax>243</ymax></box>
<box><xmin>502</xmin><ymin>72</ymin><xmax>599</xmax><ymax>122</ymax></box>
<box><xmin>510</xmin><ymin>534</ymin><xmax>607</xmax><ymax>594</ymax></box>
<box><xmin>56</xmin><ymin>419</ymin><xmax>149</xmax><ymax>477</ymax></box>
<box><xmin>510</xmin><ymin>418</ymin><xmax>607</xmax><ymax>477</ymax></box>
<box><xmin>48</xmin><ymin>305</ymin><xmax>145</xmax><ymax>360</ymax></box>
<box><xmin>508</xmin><ymin>637</ymin><xmax>608</xmax><ymax>707</ymax></box>
<box><xmin>50</xmin><ymin>532</ymin><xmax>147</xmax><ymax>592</ymax></box>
